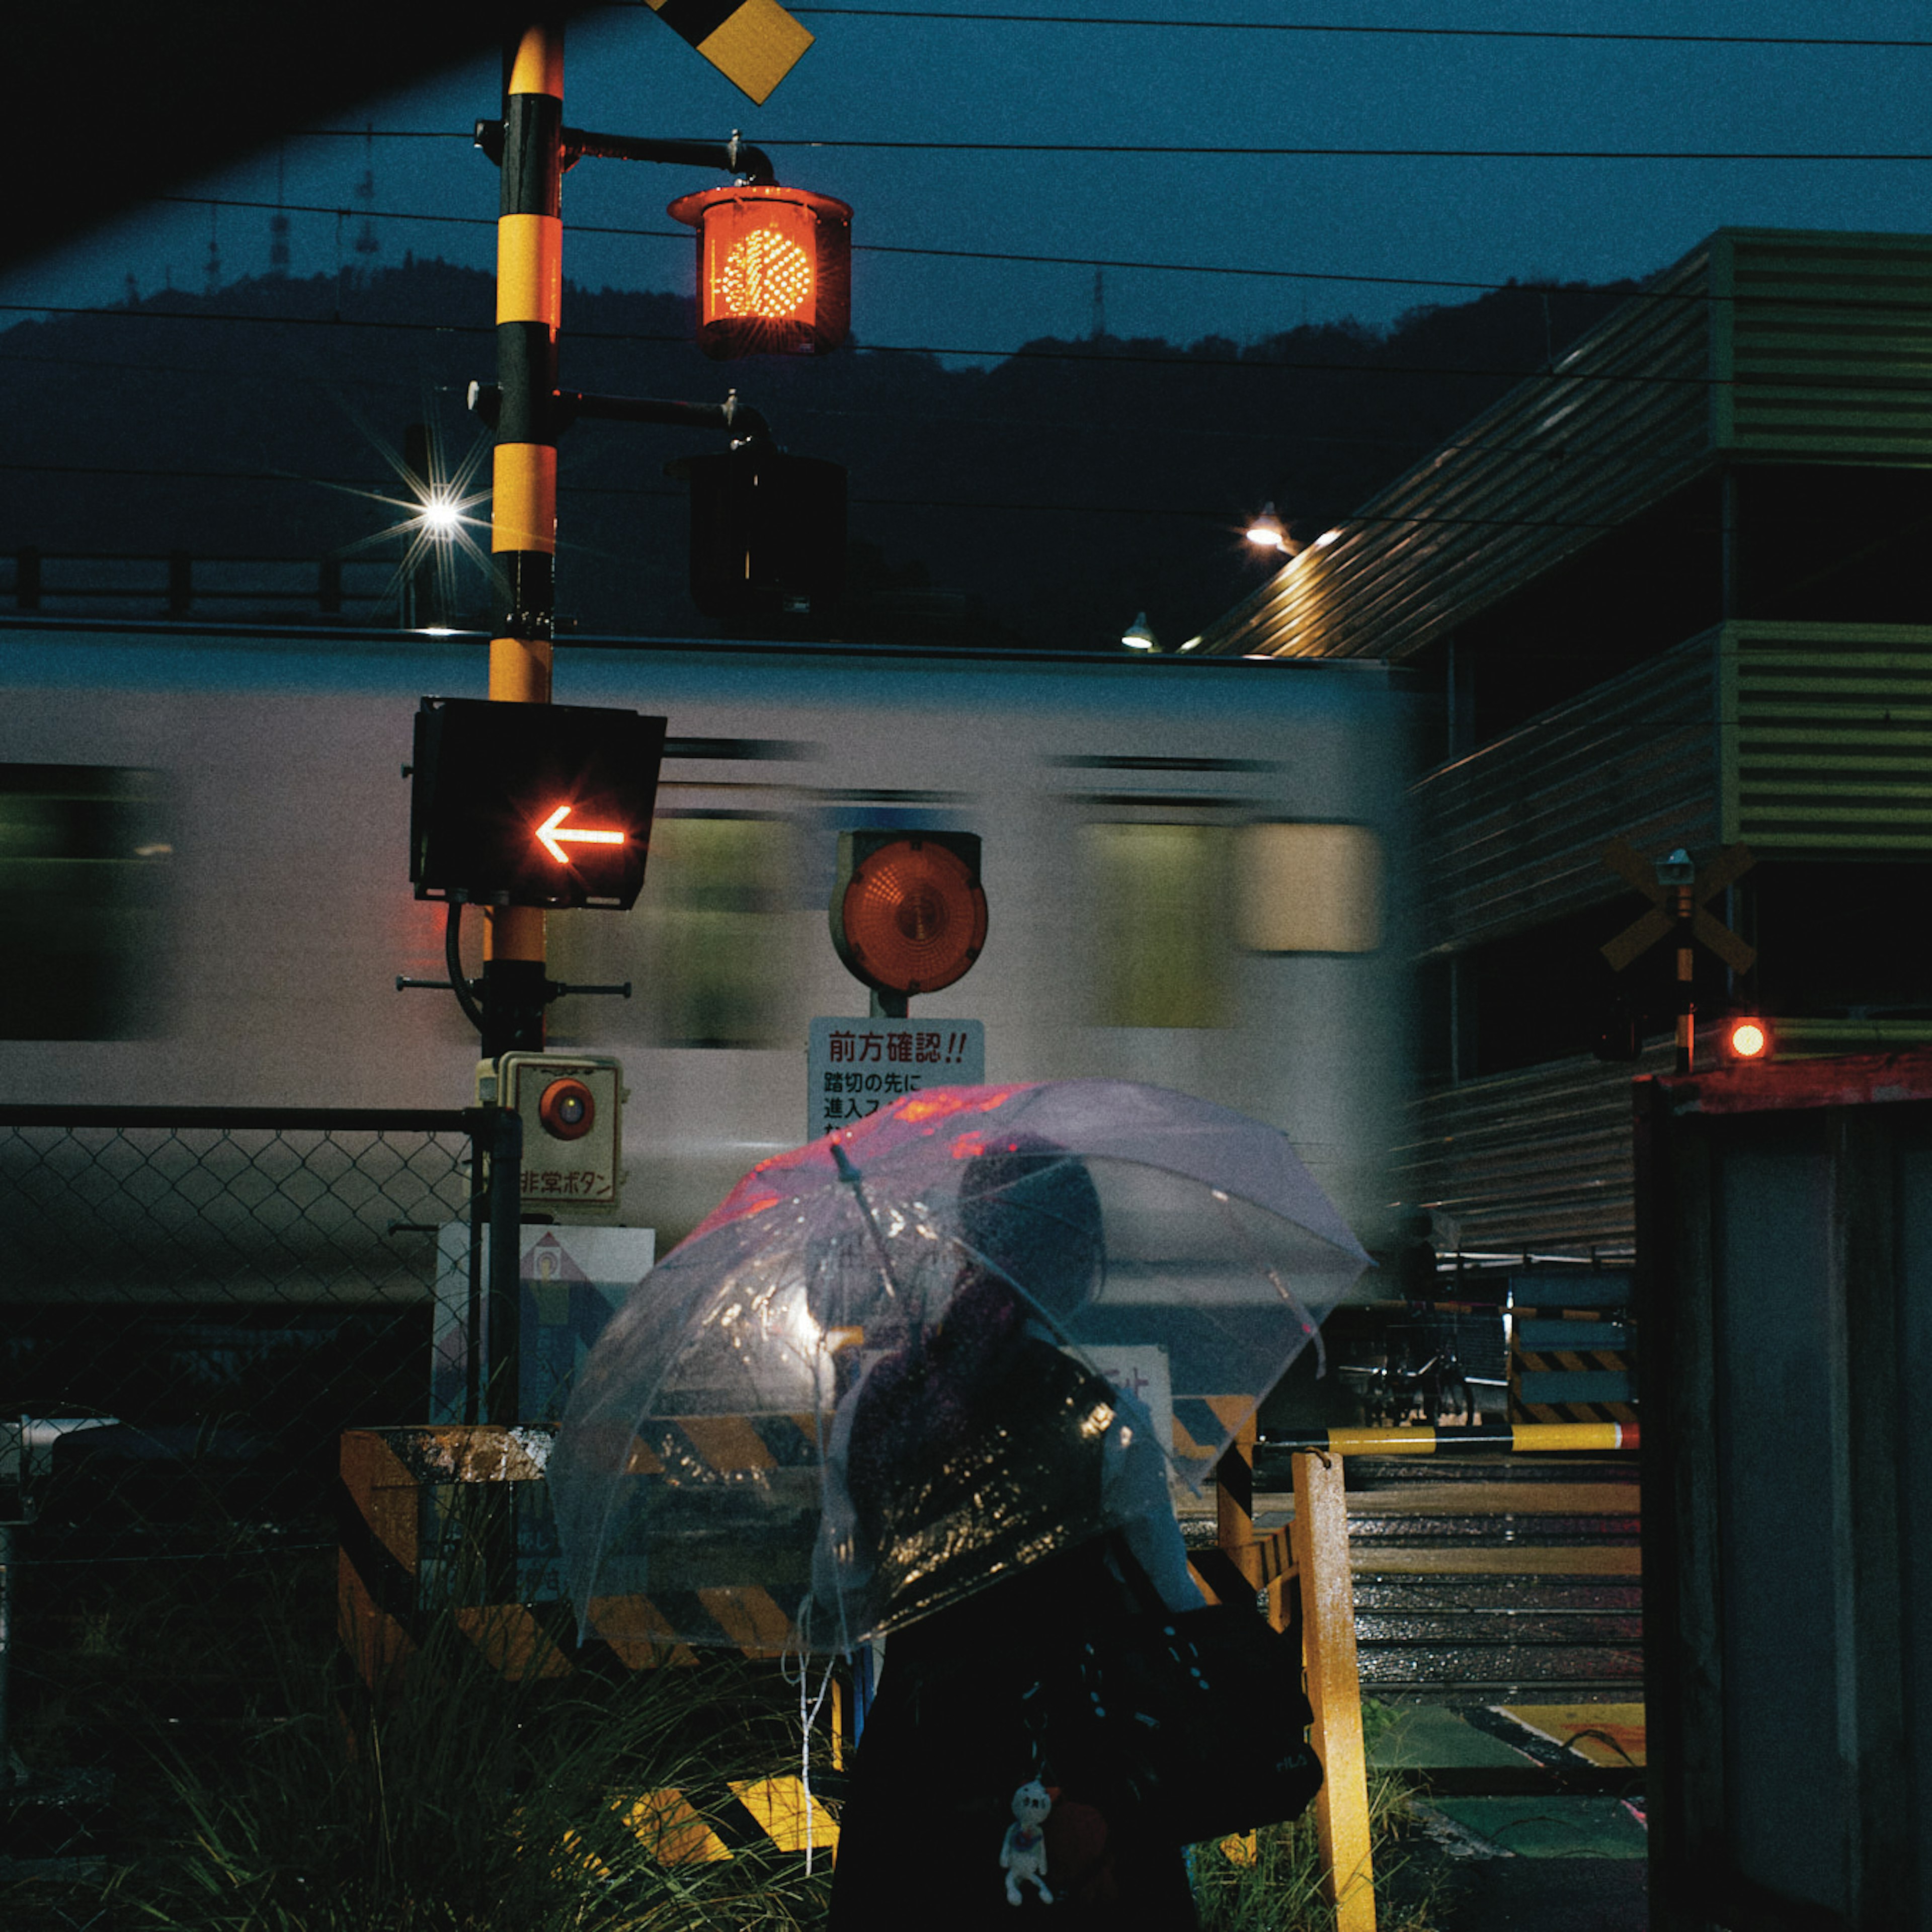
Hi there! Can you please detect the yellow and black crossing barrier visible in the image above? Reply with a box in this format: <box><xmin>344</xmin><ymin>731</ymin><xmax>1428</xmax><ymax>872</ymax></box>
<box><xmin>595</xmin><ymin>1774</ymin><xmax>841</xmax><ymax>1868</ymax></box>
<box><xmin>339</xmin><ymin>1423</ymin><xmax>822</xmax><ymax>1681</ymax></box>
<box><xmin>1507</xmin><ymin>1270</ymin><xmax>1636</xmax><ymax>1426</ymax></box>
<box><xmin>347</xmin><ymin>1413</ymin><xmax>1561</xmax><ymax>1909</ymax></box>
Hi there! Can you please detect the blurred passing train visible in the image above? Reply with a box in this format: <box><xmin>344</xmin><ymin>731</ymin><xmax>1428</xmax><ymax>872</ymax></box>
<box><xmin>0</xmin><ymin>617</ymin><xmax>1415</xmax><ymax>1251</ymax></box>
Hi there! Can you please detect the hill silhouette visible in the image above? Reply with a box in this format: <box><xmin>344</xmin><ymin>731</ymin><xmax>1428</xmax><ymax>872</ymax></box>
<box><xmin>1</xmin><ymin>258</ymin><xmax>1637</xmax><ymax>649</ymax></box>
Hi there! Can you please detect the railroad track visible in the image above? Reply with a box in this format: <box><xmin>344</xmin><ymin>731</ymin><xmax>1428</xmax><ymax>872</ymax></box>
<box><xmin>1256</xmin><ymin>1453</ymin><xmax>1643</xmax><ymax>1702</ymax></box>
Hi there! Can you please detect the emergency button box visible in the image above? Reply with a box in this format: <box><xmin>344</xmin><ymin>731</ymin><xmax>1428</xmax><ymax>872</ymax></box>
<box><xmin>484</xmin><ymin>1052</ymin><xmax>626</xmax><ymax>1223</ymax></box>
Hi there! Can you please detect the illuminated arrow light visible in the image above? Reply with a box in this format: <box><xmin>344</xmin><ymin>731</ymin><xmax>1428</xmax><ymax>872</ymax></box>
<box><xmin>536</xmin><ymin>805</ymin><xmax>627</xmax><ymax>865</ymax></box>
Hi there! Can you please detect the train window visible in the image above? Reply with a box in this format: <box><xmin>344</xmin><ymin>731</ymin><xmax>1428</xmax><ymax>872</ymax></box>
<box><xmin>1235</xmin><ymin>822</ymin><xmax>1383</xmax><ymax>953</ymax></box>
<box><xmin>547</xmin><ymin>812</ymin><xmax>795</xmax><ymax>1049</ymax></box>
<box><xmin>1081</xmin><ymin>823</ymin><xmax>1229</xmax><ymax>1028</ymax></box>
<box><xmin>552</xmin><ymin>812</ymin><xmax>797</xmax><ymax>1050</ymax></box>
<box><xmin>0</xmin><ymin>765</ymin><xmax>173</xmax><ymax>1040</ymax></box>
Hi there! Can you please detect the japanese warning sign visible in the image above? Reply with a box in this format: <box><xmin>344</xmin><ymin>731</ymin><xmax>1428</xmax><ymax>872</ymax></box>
<box><xmin>807</xmin><ymin>1016</ymin><xmax>985</xmax><ymax>1141</ymax></box>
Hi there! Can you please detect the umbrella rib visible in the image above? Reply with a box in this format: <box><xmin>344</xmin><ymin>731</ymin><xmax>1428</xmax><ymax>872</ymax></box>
<box><xmin>830</xmin><ymin>1141</ymin><xmax>906</xmax><ymax>1302</ymax></box>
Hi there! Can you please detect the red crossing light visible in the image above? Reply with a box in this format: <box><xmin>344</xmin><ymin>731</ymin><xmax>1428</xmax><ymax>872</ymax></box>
<box><xmin>831</xmin><ymin>831</ymin><xmax>987</xmax><ymax>997</ymax></box>
<box><xmin>668</xmin><ymin>183</ymin><xmax>852</xmax><ymax>359</ymax></box>
<box><xmin>1723</xmin><ymin>1015</ymin><xmax>1772</xmax><ymax>1062</ymax></box>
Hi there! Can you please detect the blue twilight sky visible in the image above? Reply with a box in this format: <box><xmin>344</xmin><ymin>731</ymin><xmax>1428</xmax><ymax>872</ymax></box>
<box><xmin>5</xmin><ymin>0</ymin><xmax>1930</xmax><ymax>361</ymax></box>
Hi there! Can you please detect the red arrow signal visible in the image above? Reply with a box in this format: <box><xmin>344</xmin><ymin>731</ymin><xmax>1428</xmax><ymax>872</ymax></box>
<box><xmin>536</xmin><ymin>804</ymin><xmax>627</xmax><ymax>866</ymax></box>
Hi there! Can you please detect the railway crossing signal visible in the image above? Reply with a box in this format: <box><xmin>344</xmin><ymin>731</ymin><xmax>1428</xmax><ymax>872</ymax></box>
<box><xmin>1600</xmin><ymin>839</ymin><xmax>1755</xmax><ymax>1074</ymax></box>
<box><xmin>686</xmin><ymin>445</ymin><xmax>846</xmax><ymax>619</ymax></box>
<box><xmin>409</xmin><ymin>697</ymin><xmax>666</xmax><ymax>912</ymax></box>
<box><xmin>470</xmin><ymin>8</ymin><xmax>841</xmax><ymax>1053</ymax></box>
<box><xmin>669</xmin><ymin>183</ymin><xmax>852</xmax><ymax>360</ymax></box>
<box><xmin>830</xmin><ymin>831</ymin><xmax>988</xmax><ymax>1016</ymax></box>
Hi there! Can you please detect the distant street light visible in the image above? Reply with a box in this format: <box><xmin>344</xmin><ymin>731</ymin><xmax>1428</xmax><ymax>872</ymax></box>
<box><xmin>418</xmin><ymin>494</ymin><xmax>461</xmax><ymax>537</ymax></box>
<box><xmin>1245</xmin><ymin>502</ymin><xmax>1290</xmax><ymax>551</ymax></box>
<box><xmin>1120</xmin><ymin>611</ymin><xmax>1160</xmax><ymax>653</ymax></box>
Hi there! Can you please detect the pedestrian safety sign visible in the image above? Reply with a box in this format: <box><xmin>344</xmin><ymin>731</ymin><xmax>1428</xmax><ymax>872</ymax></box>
<box><xmin>806</xmin><ymin>1016</ymin><xmax>984</xmax><ymax>1141</ymax></box>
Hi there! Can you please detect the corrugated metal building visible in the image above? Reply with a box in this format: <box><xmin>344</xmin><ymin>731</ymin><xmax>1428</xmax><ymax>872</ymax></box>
<box><xmin>1200</xmin><ymin>228</ymin><xmax>1932</xmax><ymax>1256</ymax></box>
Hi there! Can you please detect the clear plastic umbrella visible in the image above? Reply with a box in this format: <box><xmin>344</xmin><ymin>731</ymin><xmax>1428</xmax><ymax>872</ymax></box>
<box><xmin>550</xmin><ymin>1080</ymin><xmax>1372</xmax><ymax>1657</ymax></box>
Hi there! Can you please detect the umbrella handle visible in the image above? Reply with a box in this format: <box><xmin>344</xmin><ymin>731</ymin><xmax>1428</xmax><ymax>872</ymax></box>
<box><xmin>831</xmin><ymin>1142</ymin><xmax>906</xmax><ymax>1302</ymax></box>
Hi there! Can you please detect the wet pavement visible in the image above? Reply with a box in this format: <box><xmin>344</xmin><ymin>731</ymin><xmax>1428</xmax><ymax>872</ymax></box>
<box><xmin>1240</xmin><ymin>1455</ymin><xmax>1651</xmax><ymax>1924</ymax></box>
<box><xmin>1399</xmin><ymin>1855</ymin><xmax>1649</xmax><ymax>1931</ymax></box>
<box><xmin>1369</xmin><ymin>1701</ymin><xmax>1648</xmax><ymax>1929</ymax></box>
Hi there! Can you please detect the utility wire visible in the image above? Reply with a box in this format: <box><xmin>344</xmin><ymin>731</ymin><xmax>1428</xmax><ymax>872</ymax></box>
<box><xmin>0</xmin><ymin>455</ymin><xmax>1744</xmax><ymax>541</ymax></box>
<box><xmin>11</xmin><ymin>298</ymin><xmax>1921</xmax><ymax>395</ymax></box>
<box><xmin>286</xmin><ymin>132</ymin><xmax>1932</xmax><ymax>161</ymax></box>
<box><xmin>161</xmin><ymin>191</ymin><xmax>1607</xmax><ymax>298</ymax></box>
<box><xmin>776</xmin><ymin>9</ymin><xmax>1932</xmax><ymax>49</ymax></box>
<box><xmin>739</xmin><ymin>140</ymin><xmax>1932</xmax><ymax>160</ymax></box>
<box><xmin>0</xmin><ymin>460</ymin><xmax>415</xmax><ymax>488</ymax></box>
<box><xmin>0</xmin><ymin>339</ymin><xmax>1592</xmax><ymax>465</ymax></box>
<box><xmin>129</xmin><ymin>193</ymin><xmax>1928</xmax><ymax>318</ymax></box>
<box><xmin>0</xmin><ymin>346</ymin><xmax>472</xmax><ymax>391</ymax></box>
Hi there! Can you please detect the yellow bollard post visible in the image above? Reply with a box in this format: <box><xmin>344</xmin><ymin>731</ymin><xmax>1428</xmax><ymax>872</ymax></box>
<box><xmin>1215</xmin><ymin>1416</ymin><xmax>1262</xmax><ymax>1868</ymax></box>
<box><xmin>1292</xmin><ymin>1450</ymin><xmax>1375</xmax><ymax>1932</ymax></box>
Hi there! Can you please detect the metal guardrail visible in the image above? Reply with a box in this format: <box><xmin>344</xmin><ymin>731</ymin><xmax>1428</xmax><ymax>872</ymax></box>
<box><xmin>3</xmin><ymin>549</ymin><xmax>400</xmax><ymax>620</ymax></box>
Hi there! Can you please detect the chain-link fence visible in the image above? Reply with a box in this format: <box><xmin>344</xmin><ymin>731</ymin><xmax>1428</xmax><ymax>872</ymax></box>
<box><xmin>0</xmin><ymin>1104</ymin><xmax>528</xmax><ymax>1893</ymax></box>
<box><xmin>0</xmin><ymin>1107</ymin><xmax>525</xmax><ymax>1550</ymax></box>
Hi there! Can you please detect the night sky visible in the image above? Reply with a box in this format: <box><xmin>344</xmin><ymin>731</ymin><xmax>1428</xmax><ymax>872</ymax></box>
<box><xmin>6</xmin><ymin>1</ymin><xmax>1929</xmax><ymax>360</ymax></box>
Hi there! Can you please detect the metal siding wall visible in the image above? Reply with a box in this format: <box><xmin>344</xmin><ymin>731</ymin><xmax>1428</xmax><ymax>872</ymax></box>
<box><xmin>1206</xmin><ymin>228</ymin><xmax>1932</xmax><ymax>665</ymax></box>
<box><xmin>1726</xmin><ymin>231</ymin><xmax>1932</xmax><ymax>461</ymax></box>
<box><xmin>1644</xmin><ymin>1082</ymin><xmax>1932</xmax><ymax>1931</ymax></box>
<box><xmin>1414</xmin><ymin>632</ymin><xmax>1721</xmax><ymax>952</ymax></box>
<box><xmin>1711</xmin><ymin>1125</ymin><xmax>1845</xmax><ymax>1912</ymax></box>
<box><xmin>1208</xmin><ymin>248</ymin><xmax>1715</xmax><ymax>662</ymax></box>
<box><xmin>1396</xmin><ymin>1046</ymin><xmax>1675</xmax><ymax>1255</ymax></box>
<box><xmin>1720</xmin><ymin>620</ymin><xmax>1932</xmax><ymax>852</ymax></box>
<box><xmin>1900</xmin><ymin>1137</ymin><xmax>1932</xmax><ymax>1932</ymax></box>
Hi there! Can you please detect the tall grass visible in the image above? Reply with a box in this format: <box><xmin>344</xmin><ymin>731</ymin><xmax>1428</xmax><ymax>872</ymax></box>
<box><xmin>99</xmin><ymin>1601</ymin><xmax>831</xmax><ymax>1932</ymax></box>
<box><xmin>1192</xmin><ymin>1770</ymin><xmax>1442</xmax><ymax>1932</ymax></box>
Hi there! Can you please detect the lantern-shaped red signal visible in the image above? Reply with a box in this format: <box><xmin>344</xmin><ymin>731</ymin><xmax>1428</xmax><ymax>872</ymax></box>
<box><xmin>668</xmin><ymin>183</ymin><xmax>852</xmax><ymax>359</ymax></box>
<box><xmin>1723</xmin><ymin>1015</ymin><xmax>1772</xmax><ymax>1062</ymax></box>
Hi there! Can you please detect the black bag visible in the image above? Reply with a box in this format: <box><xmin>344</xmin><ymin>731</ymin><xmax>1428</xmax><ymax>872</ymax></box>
<box><xmin>1040</xmin><ymin>1546</ymin><xmax>1323</xmax><ymax>1847</ymax></box>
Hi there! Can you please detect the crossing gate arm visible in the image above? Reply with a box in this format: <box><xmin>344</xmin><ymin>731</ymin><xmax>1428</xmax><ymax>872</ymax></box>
<box><xmin>1265</xmin><ymin>1422</ymin><xmax>1638</xmax><ymax>1456</ymax></box>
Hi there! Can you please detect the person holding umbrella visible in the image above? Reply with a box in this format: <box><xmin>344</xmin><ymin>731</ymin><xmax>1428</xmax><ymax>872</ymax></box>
<box><xmin>552</xmin><ymin>1080</ymin><xmax>1367</xmax><ymax>1920</ymax></box>
<box><xmin>819</xmin><ymin>1136</ymin><xmax>1204</xmax><ymax>1928</ymax></box>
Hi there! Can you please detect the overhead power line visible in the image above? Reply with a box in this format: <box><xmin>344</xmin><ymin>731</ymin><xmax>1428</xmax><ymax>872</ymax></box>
<box><xmin>292</xmin><ymin>132</ymin><xmax>1932</xmax><ymax>162</ymax></box>
<box><xmin>766</xmin><ymin>141</ymin><xmax>1931</xmax><ymax>161</ymax></box>
<box><xmin>133</xmin><ymin>193</ymin><xmax>1929</xmax><ymax>323</ymax></box>
<box><xmin>778</xmin><ymin>9</ymin><xmax>1932</xmax><ymax>50</ymax></box>
<box><xmin>0</xmin><ymin>460</ymin><xmax>403</xmax><ymax>488</ymax></box>
<box><xmin>0</xmin><ymin>455</ymin><xmax>1701</xmax><ymax>540</ymax></box>
<box><xmin>146</xmin><ymin>191</ymin><xmax>1538</xmax><ymax>294</ymax></box>
<box><xmin>0</xmin><ymin>336</ymin><xmax>1593</xmax><ymax>466</ymax></box>
<box><xmin>11</xmin><ymin>295</ymin><xmax>1927</xmax><ymax>397</ymax></box>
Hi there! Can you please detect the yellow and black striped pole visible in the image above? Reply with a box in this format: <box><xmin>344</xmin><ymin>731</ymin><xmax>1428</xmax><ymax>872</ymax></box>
<box><xmin>1215</xmin><ymin>1414</ymin><xmax>1258</xmax><ymax>1583</ymax></box>
<box><xmin>485</xmin><ymin>19</ymin><xmax>565</xmax><ymax>1057</ymax></box>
